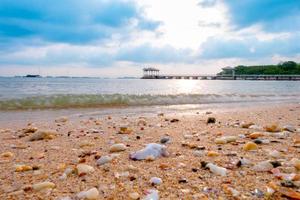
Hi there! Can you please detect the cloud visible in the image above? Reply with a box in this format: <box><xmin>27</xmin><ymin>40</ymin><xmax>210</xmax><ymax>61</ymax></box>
<box><xmin>199</xmin><ymin>34</ymin><xmax>300</xmax><ymax>59</ymax></box>
<box><xmin>198</xmin><ymin>0</ymin><xmax>217</xmax><ymax>8</ymax></box>
<box><xmin>224</xmin><ymin>0</ymin><xmax>300</xmax><ymax>32</ymax></box>
<box><xmin>0</xmin><ymin>0</ymin><xmax>160</xmax><ymax>44</ymax></box>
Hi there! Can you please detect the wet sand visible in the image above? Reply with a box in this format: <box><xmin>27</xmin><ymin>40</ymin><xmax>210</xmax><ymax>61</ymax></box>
<box><xmin>0</xmin><ymin>103</ymin><xmax>300</xmax><ymax>199</ymax></box>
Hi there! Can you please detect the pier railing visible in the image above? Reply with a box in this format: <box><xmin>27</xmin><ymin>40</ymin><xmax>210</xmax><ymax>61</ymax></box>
<box><xmin>141</xmin><ymin>74</ymin><xmax>300</xmax><ymax>80</ymax></box>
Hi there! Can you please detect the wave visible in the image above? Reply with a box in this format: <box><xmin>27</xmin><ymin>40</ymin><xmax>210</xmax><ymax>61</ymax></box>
<box><xmin>0</xmin><ymin>93</ymin><xmax>299</xmax><ymax>110</ymax></box>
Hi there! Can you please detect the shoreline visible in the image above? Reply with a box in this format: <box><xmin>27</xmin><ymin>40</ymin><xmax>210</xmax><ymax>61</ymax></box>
<box><xmin>0</xmin><ymin>102</ymin><xmax>300</xmax><ymax>199</ymax></box>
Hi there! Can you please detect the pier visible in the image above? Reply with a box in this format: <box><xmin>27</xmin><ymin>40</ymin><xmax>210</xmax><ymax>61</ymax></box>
<box><xmin>142</xmin><ymin>68</ymin><xmax>300</xmax><ymax>80</ymax></box>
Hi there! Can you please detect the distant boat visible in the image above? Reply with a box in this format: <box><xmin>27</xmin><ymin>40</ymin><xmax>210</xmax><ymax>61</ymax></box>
<box><xmin>25</xmin><ymin>74</ymin><xmax>42</xmax><ymax>78</ymax></box>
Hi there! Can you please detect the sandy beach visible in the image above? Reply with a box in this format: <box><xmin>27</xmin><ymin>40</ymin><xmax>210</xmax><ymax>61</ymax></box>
<box><xmin>0</xmin><ymin>103</ymin><xmax>300</xmax><ymax>200</ymax></box>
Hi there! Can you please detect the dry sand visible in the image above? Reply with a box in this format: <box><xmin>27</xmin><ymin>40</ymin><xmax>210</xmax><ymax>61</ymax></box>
<box><xmin>0</xmin><ymin>103</ymin><xmax>300</xmax><ymax>199</ymax></box>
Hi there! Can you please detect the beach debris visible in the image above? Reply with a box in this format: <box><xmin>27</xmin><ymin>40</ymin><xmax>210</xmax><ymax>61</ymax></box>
<box><xmin>77</xmin><ymin>187</ymin><xmax>99</xmax><ymax>200</ymax></box>
<box><xmin>32</xmin><ymin>181</ymin><xmax>56</xmax><ymax>191</ymax></box>
<box><xmin>283</xmin><ymin>125</ymin><xmax>296</xmax><ymax>132</ymax></box>
<box><xmin>253</xmin><ymin>161</ymin><xmax>274</xmax><ymax>172</ymax></box>
<box><xmin>143</xmin><ymin>189</ymin><xmax>159</xmax><ymax>200</ymax></box>
<box><xmin>130</xmin><ymin>143</ymin><xmax>168</xmax><ymax>160</ymax></box>
<box><xmin>160</xmin><ymin>136</ymin><xmax>170</xmax><ymax>144</ymax></box>
<box><xmin>206</xmin><ymin>117</ymin><xmax>216</xmax><ymax>124</ymax></box>
<box><xmin>29</xmin><ymin>129</ymin><xmax>57</xmax><ymax>141</ymax></box>
<box><xmin>205</xmin><ymin>163</ymin><xmax>227</xmax><ymax>176</ymax></box>
<box><xmin>150</xmin><ymin>177</ymin><xmax>162</xmax><ymax>186</ymax></box>
<box><xmin>129</xmin><ymin>192</ymin><xmax>140</xmax><ymax>199</ymax></box>
<box><xmin>76</xmin><ymin>164</ymin><xmax>95</xmax><ymax>176</ymax></box>
<box><xmin>109</xmin><ymin>143</ymin><xmax>127</xmax><ymax>153</ymax></box>
<box><xmin>1</xmin><ymin>151</ymin><xmax>14</xmax><ymax>158</ymax></box>
<box><xmin>15</xmin><ymin>164</ymin><xmax>33</xmax><ymax>172</ymax></box>
<box><xmin>55</xmin><ymin>116</ymin><xmax>68</xmax><ymax>123</ymax></box>
<box><xmin>118</xmin><ymin>126</ymin><xmax>133</xmax><ymax>134</ymax></box>
<box><xmin>215</xmin><ymin>136</ymin><xmax>237</xmax><ymax>144</ymax></box>
<box><xmin>243</xmin><ymin>142</ymin><xmax>258</xmax><ymax>151</ymax></box>
<box><xmin>268</xmin><ymin>181</ymin><xmax>300</xmax><ymax>199</ymax></box>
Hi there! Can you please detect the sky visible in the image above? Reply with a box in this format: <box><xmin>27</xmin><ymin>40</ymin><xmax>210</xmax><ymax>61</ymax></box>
<box><xmin>0</xmin><ymin>0</ymin><xmax>300</xmax><ymax>77</ymax></box>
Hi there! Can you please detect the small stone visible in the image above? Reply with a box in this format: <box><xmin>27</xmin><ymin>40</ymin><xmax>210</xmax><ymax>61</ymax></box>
<box><xmin>119</xmin><ymin>126</ymin><xmax>133</xmax><ymax>134</ymax></box>
<box><xmin>281</xmin><ymin>180</ymin><xmax>297</xmax><ymax>188</ymax></box>
<box><xmin>15</xmin><ymin>164</ymin><xmax>32</xmax><ymax>172</ymax></box>
<box><xmin>77</xmin><ymin>187</ymin><xmax>99</xmax><ymax>200</ymax></box>
<box><xmin>193</xmin><ymin>150</ymin><xmax>204</xmax><ymax>157</ymax></box>
<box><xmin>130</xmin><ymin>143</ymin><xmax>168</xmax><ymax>160</ymax></box>
<box><xmin>79</xmin><ymin>140</ymin><xmax>94</xmax><ymax>148</ymax></box>
<box><xmin>283</xmin><ymin>125</ymin><xmax>296</xmax><ymax>132</ymax></box>
<box><xmin>137</xmin><ymin>119</ymin><xmax>147</xmax><ymax>126</ymax></box>
<box><xmin>32</xmin><ymin>182</ymin><xmax>55</xmax><ymax>191</ymax></box>
<box><xmin>1</xmin><ymin>151</ymin><xmax>14</xmax><ymax>158</ymax></box>
<box><xmin>129</xmin><ymin>192</ymin><xmax>140</xmax><ymax>199</ymax></box>
<box><xmin>29</xmin><ymin>130</ymin><xmax>57</xmax><ymax>141</ymax></box>
<box><xmin>109</xmin><ymin>143</ymin><xmax>127</xmax><ymax>153</ymax></box>
<box><xmin>290</xmin><ymin>158</ymin><xmax>300</xmax><ymax>170</ymax></box>
<box><xmin>55</xmin><ymin>116</ymin><xmax>68</xmax><ymax>123</ymax></box>
<box><xmin>160</xmin><ymin>136</ymin><xmax>170</xmax><ymax>144</ymax></box>
<box><xmin>207</xmin><ymin>151</ymin><xmax>219</xmax><ymax>157</ymax></box>
<box><xmin>243</xmin><ymin>142</ymin><xmax>258</xmax><ymax>151</ymax></box>
<box><xmin>178</xmin><ymin>178</ymin><xmax>188</xmax><ymax>184</ymax></box>
<box><xmin>265</xmin><ymin>124</ymin><xmax>281</xmax><ymax>132</ymax></box>
<box><xmin>268</xmin><ymin>150</ymin><xmax>282</xmax><ymax>158</ymax></box>
<box><xmin>207</xmin><ymin>117</ymin><xmax>216</xmax><ymax>124</ymax></box>
<box><xmin>170</xmin><ymin>118</ymin><xmax>179</xmax><ymax>123</ymax></box>
<box><xmin>251</xmin><ymin>189</ymin><xmax>264</xmax><ymax>198</ymax></box>
<box><xmin>249</xmin><ymin>132</ymin><xmax>264</xmax><ymax>139</ymax></box>
<box><xmin>76</xmin><ymin>164</ymin><xmax>95</xmax><ymax>176</ymax></box>
<box><xmin>253</xmin><ymin>139</ymin><xmax>263</xmax><ymax>144</ymax></box>
<box><xmin>253</xmin><ymin>161</ymin><xmax>273</xmax><ymax>172</ymax></box>
<box><xmin>206</xmin><ymin>163</ymin><xmax>227</xmax><ymax>176</ymax></box>
<box><xmin>270</xmin><ymin>161</ymin><xmax>281</xmax><ymax>168</ymax></box>
<box><xmin>144</xmin><ymin>189</ymin><xmax>159</xmax><ymax>200</ymax></box>
<box><xmin>215</xmin><ymin>136</ymin><xmax>237</xmax><ymax>144</ymax></box>
<box><xmin>150</xmin><ymin>177</ymin><xmax>162</xmax><ymax>185</ymax></box>
<box><xmin>96</xmin><ymin>155</ymin><xmax>112</xmax><ymax>165</ymax></box>
<box><xmin>241</xmin><ymin>122</ymin><xmax>255</xmax><ymax>128</ymax></box>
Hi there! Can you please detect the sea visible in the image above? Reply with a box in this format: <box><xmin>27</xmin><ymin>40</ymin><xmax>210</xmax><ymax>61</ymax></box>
<box><xmin>0</xmin><ymin>77</ymin><xmax>300</xmax><ymax>122</ymax></box>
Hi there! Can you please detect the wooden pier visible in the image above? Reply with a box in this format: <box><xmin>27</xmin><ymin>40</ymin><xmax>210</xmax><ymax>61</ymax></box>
<box><xmin>142</xmin><ymin>68</ymin><xmax>300</xmax><ymax>80</ymax></box>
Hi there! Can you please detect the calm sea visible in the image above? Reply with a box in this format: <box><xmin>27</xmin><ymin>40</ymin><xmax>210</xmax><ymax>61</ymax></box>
<box><xmin>0</xmin><ymin>77</ymin><xmax>300</xmax><ymax>110</ymax></box>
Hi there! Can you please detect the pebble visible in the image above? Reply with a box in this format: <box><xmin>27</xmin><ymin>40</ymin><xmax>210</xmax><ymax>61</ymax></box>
<box><xmin>15</xmin><ymin>164</ymin><xmax>32</xmax><ymax>172</ymax></box>
<box><xmin>268</xmin><ymin>150</ymin><xmax>282</xmax><ymax>158</ymax></box>
<box><xmin>96</xmin><ymin>155</ymin><xmax>113</xmax><ymax>165</ymax></box>
<box><xmin>206</xmin><ymin>163</ymin><xmax>227</xmax><ymax>176</ymax></box>
<box><xmin>207</xmin><ymin>151</ymin><xmax>219</xmax><ymax>157</ymax></box>
<box><xmin>253</xmin><ymin>161</ymin><xmax>273</xmax><ymax>171</ymax></box>
<box><xmin>240</xmin><ymin>122</ymin><xmax>255</xmax><ymax>128</ymax></box>
<box><xmin>160</xmin><ymin>136</ymin><xmax>170</xmax><ymax>144</ymax></box>
<box><xmin>193</xmin><ymin>150</ymin><xmax>204</xmax><ymax>157</ymax></box>
<box><xmin>143</xmin><ymin>189</ymin><xmax>159</xmax><ymax>200</ymax></box>
<box><xmin>283</xmin><ymin>125</ymin><xmax>296</xmax><ymax>132</ymax></box>
<box><xmin>77</xmin><ymin>187</ymin><xmax>99</xmax><ymax>200</ymax></box>
<box><xmin>129</xmin><ymin>192</ymin><xmax>140</xmax><ymax>199</ymax></box>
<box><xmin>290</xmin><ymin>158</ymin><xmax>300</xmax><ymax>170</ymax></box>
<box><xmin>76</xmin><ymin>164</ymin><xmax>95</xmax><ymax>175</ymax></box>
<box><xmin>265</xmin><ymin>124</ymin><xmax>281</xmax><ymax>132</ymax></box>
<box><xmin>55</xmin><ymin>116</ymin><xmax>68</xmax><ymax>123</ymax></box>
<box><xmin>215</xmin><ymin>136</ymin><xmax>237</xmax><ymax>144</ymax></box>
<box><xmin>1</xmin><ymin>151</ymin><xmax>14</xmax><ymax>158</ymax></box>
<box><xmin>150</xmin><ymin>177</ymin><xmax>162</xmax><ymax>185</ymax></box>
<box><xmin>119</xmin><ymin>126</ymin><xmax>133</xmax><ymax>134</ymax></box>
<box><xmin>251</xmin><ymin>189</ymin><xmax>264</xmax><ymax>198</ymax></box>
<box><xmin>253</xmin><ymin>139</ymin><xmax>263</xmax><ymax>144</ymax></box>
<box><xmin>243</xmin><ymin>142</ymin><xmax>258</xmax><ymax>151</ymax></box>
<box><xmin>32</xmin><ymin>181</ymin><xmax>56</xmax><ymax>191</ymax></box>
<box><xmin>109</xmin><ymin>143</ymin><xmax>127</xmax><ymax>153</ymax></box>
<box><xmin>29</xmin><ymin>129</ymin><xmax>57</xmax><ymax>141</ymax></box>
<box><xmin>207</xmin><ymin>117</ymin><xmax>216</xmax><ymax>124</ymax></box>
<box><xmin>249</xmin><ymin>132</ymin><xmax>264</xmax><ymax>139</ymax></box>
<box><xmin>249</xmin><ymin>124</ymin><xmax>263</xmax><ymax>130</ymax></box>
<box><xmin>130</xmin><ymin>143</ymin><xmax>168</xmax><ymax>160</ymax></box>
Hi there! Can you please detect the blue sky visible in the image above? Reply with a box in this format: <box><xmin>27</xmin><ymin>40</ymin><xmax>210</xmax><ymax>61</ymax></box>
<box><xmin>0</xmin><ymin>0</ymin><xmax>299</xmax><ymax>76</ymax></box>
